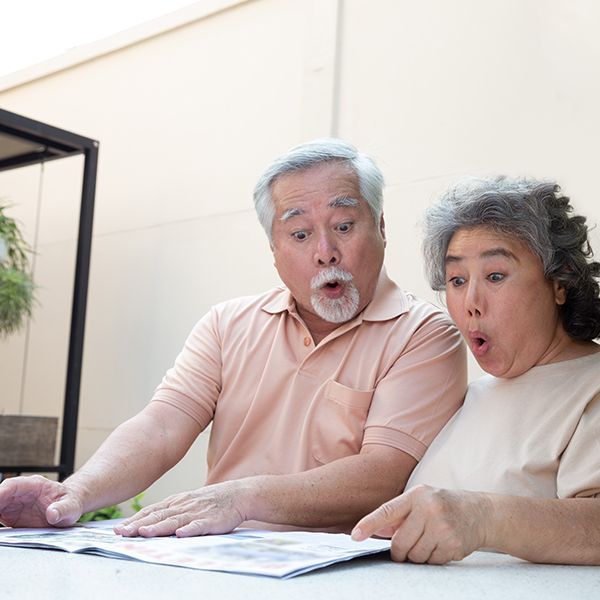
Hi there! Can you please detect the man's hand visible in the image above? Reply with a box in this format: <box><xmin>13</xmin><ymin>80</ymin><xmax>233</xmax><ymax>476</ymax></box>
<box><xmin>351</xmin><ymin>484</ymin><xmax>492</xmax><ymax>565</ymax></box>
<box><xmin>113</xmin><ymin>480</ymin><xmax>250</xmax><ymax>538</ymax></box>
<box><xmin>0</xmin><ymin>475</ymin><xmax>84</xmax><ymax>528</ymax></box>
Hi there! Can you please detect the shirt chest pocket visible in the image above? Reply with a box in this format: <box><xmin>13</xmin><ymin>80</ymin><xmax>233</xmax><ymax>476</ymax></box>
<box><xmin>310</xmin><ymin>379</ymin><xmax>374</xmax><ymax>465</ymax></box>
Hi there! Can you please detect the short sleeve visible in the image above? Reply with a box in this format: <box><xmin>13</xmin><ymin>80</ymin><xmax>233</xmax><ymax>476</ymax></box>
<box><xmin>557</xmin><ymin>392</ymin><xmax>600</xmax><ymax>499</ymax></box>
<box><xmin>363</xmin><ymin>308</ymin><xmax>467</xmax><ymax>461</ymax></box>
<box><xmin>150</xmin><ymin>307</ymin><xmax>222</xmax><ymax>430</ymax></box>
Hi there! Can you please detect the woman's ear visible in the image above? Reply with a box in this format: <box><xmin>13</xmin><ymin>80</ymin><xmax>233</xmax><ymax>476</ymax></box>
<box><xmin>553</xmin><ymin>280</ymin><xmax>567</xmax><ymax>305</ymax></box>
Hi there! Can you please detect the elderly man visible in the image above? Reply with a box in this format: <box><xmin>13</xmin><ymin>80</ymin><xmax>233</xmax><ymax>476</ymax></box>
<box><xmin>0</xmin><ymin>139</ymin><xmax>466</xmax><ymax>536</ymax></box>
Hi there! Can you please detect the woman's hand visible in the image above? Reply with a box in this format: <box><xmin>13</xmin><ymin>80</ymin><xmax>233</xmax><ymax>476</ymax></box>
<box><xmin>351</xmin><ymin>484</ymin><xmax>492</xmax><ymax>564</ymax></box>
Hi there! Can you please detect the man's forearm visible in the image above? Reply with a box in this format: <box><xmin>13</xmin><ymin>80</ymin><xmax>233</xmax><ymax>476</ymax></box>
<box><xmin>242</xmin><ymin>446</ymin><xmax>416</xmax><ymax>530</ymax></box>
<box><xmin>487</xmin><ymin>494</ymin><xmax>600</xmax><ymax>565</ymax></box>
<box><xmin>113</xmin><ymin>444</ymin><xmax>417</xmax><ymax>538</ymax></box>
<box><xmin>65</xmin><ymin>403</ymin><xmax>201</xmax><ymax>514</ymax></box>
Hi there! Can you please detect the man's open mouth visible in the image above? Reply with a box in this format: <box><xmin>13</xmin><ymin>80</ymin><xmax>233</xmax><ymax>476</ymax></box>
<box><xmin>311</xmin><ymin>267</ymin><xmax>353</xmax><ymax>291</ymax></box>
<box><xmin>319</xmin><ymin>279</ymin><xmax>347</xmax><ymax>299</ymax></box>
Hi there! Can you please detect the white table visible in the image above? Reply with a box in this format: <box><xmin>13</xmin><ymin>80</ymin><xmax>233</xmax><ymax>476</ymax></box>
<box><xmin>2</xmin><ymin>546</ymin><xmax>599</xmax><ymax>599</ymax></box>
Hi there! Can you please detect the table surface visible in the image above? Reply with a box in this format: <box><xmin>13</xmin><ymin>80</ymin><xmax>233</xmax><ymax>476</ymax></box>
<box><xmin>2</xmin><ymin>546</ymin><xmax>600</xmax><ymax>600</ymax></box>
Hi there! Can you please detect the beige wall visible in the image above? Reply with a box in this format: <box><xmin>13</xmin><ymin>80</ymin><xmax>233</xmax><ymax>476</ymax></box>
<box><xmin>1</xmin><ymin>0</ymin><xmax>599</xmax><ymax>506</ymax></box>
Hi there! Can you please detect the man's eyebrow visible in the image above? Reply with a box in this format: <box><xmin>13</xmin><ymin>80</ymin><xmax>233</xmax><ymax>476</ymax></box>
<box><xmin>445</xmin><ymin>247</ymin><xmax>519</xmax><ymax>263</ymax></box>
<box><xmin>329</xmin><ymin>196</ymin><xmax>359</xmax><ymax>209</ymax></box>
<box><xmin>280</xmin><ymin>197</ymin><xmax>359</xmax><ymax>222</ymax></box>
<box><xmin>280</xmin><ymin>208</ymin><xmax>304</xmax><ymax>222</ymax></box>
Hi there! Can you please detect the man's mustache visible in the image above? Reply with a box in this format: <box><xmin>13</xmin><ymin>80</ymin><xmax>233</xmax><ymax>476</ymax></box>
<box><xmin>311</xmin><ymin>267</ymin><xmax>353</xmax><ymax>290</ymax></box>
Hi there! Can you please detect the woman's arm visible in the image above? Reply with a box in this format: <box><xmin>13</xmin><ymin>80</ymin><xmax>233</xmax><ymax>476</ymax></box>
<box><xmin>351</xmin><ymin>484</ymin><xmax>600</xmax><ymax>565</ymax></box>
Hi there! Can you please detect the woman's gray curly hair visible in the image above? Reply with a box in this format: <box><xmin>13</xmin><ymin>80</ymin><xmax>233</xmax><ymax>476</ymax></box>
<box><xmin>423</xmin><ymin>175</ymin><xmax>600</xmax><ymax>341</ymax></box>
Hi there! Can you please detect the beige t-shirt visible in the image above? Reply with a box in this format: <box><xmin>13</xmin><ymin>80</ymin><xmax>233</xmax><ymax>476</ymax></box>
<box><xmin>152</xmin><ymin>270</ymin><xmax>467</xmax><ymax>485</ymax></box>
<box><xmin>408</xmin><ymin>352</ymin><xmax>600</xmax><ymax>498</ymax></box>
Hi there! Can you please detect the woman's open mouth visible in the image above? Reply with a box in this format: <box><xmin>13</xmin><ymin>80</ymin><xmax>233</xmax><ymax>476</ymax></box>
<box><xmin>468</xmin><ymin>331</ymin><xmax>490</xmax><ymax>357</ymax></box>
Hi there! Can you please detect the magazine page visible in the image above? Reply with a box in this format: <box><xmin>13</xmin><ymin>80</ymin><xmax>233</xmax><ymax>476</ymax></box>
<box><xmin>0</xmin><ymin>520</ymin><xmax>390</xmax><ymax>578</ymax></box>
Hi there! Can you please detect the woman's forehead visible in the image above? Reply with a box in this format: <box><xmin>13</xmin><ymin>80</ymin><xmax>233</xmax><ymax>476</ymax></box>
<box><xmin>446</xmin><ymin>226</ymin><xmax>536</xmax><ymax>262</ymax></box>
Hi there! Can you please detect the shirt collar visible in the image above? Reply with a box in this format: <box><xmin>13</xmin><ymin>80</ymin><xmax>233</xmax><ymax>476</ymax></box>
<box><xmin>361</xmin><ymin>267</ymin><xmax>411</xmax><ymax>321</ymax></box>
<box><xmin>261</xmin><ymin>267</ymin><xmax>411</xmax><ymax>322</ymax></box>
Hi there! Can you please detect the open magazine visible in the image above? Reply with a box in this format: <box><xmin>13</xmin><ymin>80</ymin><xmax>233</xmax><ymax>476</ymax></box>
<box><xmin>0</xmin><ymin>519</ymin><xmax>390</xmax><ymax>578</ymax></box>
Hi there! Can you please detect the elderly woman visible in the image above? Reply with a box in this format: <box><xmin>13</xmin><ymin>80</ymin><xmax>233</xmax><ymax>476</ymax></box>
<box><xmin>352</xmin><ymin>175</ymin><xmax>600</xmax><ymax>565</ymax></box>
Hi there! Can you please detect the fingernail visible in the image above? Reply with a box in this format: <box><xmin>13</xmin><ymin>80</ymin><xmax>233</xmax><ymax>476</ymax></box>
<box><xmin>351</xmin><ymin>527</ymin><xmax>362</xmax><ymax>540</ymax></box>
<box><xmin>47</xmin><ymin>507</ymin><xmax>59</xmax><ymax>524</ymax></box>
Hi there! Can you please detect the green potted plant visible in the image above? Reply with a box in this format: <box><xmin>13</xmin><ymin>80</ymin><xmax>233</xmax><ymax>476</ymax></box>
<box><xmin>79</xmin><ymin>493</ymin><xmax>145</xmax><ymax>522</ymax></box>
<box><xmin>0</xmin><ymin>206</ymin><xmax>49</xmax><ymax>477</ymax></box>
<box><xmin>0</xmin><ymin>205</ymin><xmax>35</xmax><ymax>337</ymax></box>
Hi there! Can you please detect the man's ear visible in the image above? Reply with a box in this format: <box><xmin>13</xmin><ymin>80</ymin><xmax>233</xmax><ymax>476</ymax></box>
<box><xmin>270</xmin><ymin>239</ymin><xmax>278</xmax><ymax>269</ymax></box>
<box><xmin>553</xmin><ymin>279</ymin><xmax>567</xmax><ymax>305</ymax></box>
<box><xmin>379</xmin><ymin>214</ymin><xmax>387</xmax><ymax>246</ymax></box>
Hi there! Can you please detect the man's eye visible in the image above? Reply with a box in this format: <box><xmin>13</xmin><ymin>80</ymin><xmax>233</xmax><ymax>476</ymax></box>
<box><xmin>488</xmin><ymin>272</ymin><xmax>504</xmax><ymax>282</ymax></box>
<box><xmin>292</xmin><ymin>231</ymin><xmax>308</xmax><ymax>241</ymax></box>
<box><xmin>448</xmin><ymin>276</ymin><xmax>466</xmax><ymax>287</ymax></box>
<box><xmin>337</xmin><ymin>222</ymin><xmax>353</xmax><ymax>233</ymax></box>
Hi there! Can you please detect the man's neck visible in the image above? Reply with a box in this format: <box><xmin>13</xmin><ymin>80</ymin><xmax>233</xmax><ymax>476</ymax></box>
<box><xmin>303</xmin><ymin>315</ymin><xmax>339</xmax><ymax>346</ymax></box>
<box><xmin>297</xmin><ymin>304</ymin><xmax>364</xmax><ymax>345</ymax></box>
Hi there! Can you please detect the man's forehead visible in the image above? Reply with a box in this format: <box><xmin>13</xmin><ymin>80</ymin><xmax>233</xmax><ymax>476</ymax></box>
<box><xmin>271</xmin><ymin>162</ymin><xmax>360</xmax><ymax>207</ymax></box>
<box><xmin>273</xmin><ymin>160</ymin><xmax>356</xmax><ymax>187</ymax></box>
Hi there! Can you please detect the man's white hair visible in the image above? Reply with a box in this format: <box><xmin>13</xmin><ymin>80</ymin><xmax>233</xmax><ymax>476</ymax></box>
<box><xmin>253</xmin><ymin>138</ymin><xmax>385</xmax><ymax>242</ymax></box>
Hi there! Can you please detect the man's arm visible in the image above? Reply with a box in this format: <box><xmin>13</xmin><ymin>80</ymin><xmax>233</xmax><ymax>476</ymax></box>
<box><xmin>0</xmin><ymin>402</ymin><xmax>202</xmax><ymax>528</ymax></box>
<box><xmin>114</xmin><ymin>445</ymin><xmax>416</xmax><ymax>537</ymax></box>
<box><xmin>351</xmin><ymin>485</ymin><xmax>600</xmax><ymax>565</ymax></box>
<box><xmin>116</xmin><ymin>302</ymin><xmax>466</xmax><ymax>538</ymax></box>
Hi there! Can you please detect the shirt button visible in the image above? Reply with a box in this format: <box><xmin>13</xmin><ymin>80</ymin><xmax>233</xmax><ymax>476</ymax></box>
<box><xmin>304</xmin><ymin>337</ymin><xmax>311</xmax><ymax>347</ymax></box>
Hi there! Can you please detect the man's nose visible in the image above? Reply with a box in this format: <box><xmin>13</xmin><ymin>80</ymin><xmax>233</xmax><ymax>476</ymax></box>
<box><xmin>314</xmin><ymin>233</ymin><xmax>340</xmax><ymax>266</ymax></box>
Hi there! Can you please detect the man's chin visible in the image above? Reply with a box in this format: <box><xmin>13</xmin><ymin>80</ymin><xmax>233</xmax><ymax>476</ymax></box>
<box><xmin>310</xmin><ymin>292</ymin><xmax>360</xmax><ymax>324</ymax></box>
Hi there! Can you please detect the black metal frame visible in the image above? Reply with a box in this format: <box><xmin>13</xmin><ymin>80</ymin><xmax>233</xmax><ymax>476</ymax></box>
<box><xmin>0</xmin><ymin>108</ymin><xmax>98</xmax><ymax>481</ymax></box>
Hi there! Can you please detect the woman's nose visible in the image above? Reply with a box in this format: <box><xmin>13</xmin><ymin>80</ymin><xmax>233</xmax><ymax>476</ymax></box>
<box><xmin>465</xmin><ymin>282</ymin><xmax>484</xmax><ymax>317</ymax></box>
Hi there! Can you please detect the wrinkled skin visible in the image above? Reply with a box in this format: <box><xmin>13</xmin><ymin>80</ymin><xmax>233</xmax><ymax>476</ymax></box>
<box><xmin>352</xmin><ymin>484</ymin><xmax>491</xmax><ymax>565</ymax></box>
<box><xmin>0</xmin><ymin>475</ymin><xmax>83</xmax><ymax>528</ymax></box>
<box><xmin>114</xmin><ymin>480</ymin><xmax>247</xmax><ymax>538</ymax></box>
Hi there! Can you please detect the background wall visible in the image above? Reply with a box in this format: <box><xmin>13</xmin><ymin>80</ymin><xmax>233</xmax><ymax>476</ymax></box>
<box><xmin>1</xmin><ymin>0</ymin><xmax>599</xmax><ymax>507</ymax></box>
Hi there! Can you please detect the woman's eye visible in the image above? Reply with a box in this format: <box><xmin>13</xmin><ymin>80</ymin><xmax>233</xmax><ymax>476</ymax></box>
<box><xmin>448</xmin><ymin>276</ymin><xmax>466</xmax><ymax>287</ymax></box>
<box><xmin>337</xmin><ymin>222</ymin><xmax>352</xmax><ymax>233</ymax></box>
<box><xmin>292</xmin><ymin>231</ymin><xmax>308</xmax><ymax>241</ymax></box>
<box><xmin>488</xmin><ymin>272</ymin><xmax>504</xmax><ymax>282</ymax></box>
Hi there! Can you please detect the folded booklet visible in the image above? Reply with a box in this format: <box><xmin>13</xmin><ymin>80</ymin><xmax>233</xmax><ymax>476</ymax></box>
<box><xmin>0</xmin><ymin>519</ymin><xmax>390</xmax><ymax>578</ymax></box>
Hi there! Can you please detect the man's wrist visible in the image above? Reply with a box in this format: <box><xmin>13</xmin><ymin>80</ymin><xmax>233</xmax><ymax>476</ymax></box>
<box><xmin>61</xmin><ymin>475</ymin><xmax>94</xmax><ymax>515</ymax></box>
<box><xmin>233</xmin><ymin>475</ymin><xmax>276</xmax><ymax>524</ymax></box>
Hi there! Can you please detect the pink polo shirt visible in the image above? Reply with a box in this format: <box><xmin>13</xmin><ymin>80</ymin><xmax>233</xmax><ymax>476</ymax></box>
<box><xmin>151</xmin><ymin>270</ymin><xmax>467</xmax><ymax>484</ymax></box>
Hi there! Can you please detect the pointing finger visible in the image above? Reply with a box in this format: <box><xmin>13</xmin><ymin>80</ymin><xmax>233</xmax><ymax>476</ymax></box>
<box><xmin>351</xmin><ymin>494</ymin><xmax>411</xmax><ymax>541</ymax></box>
